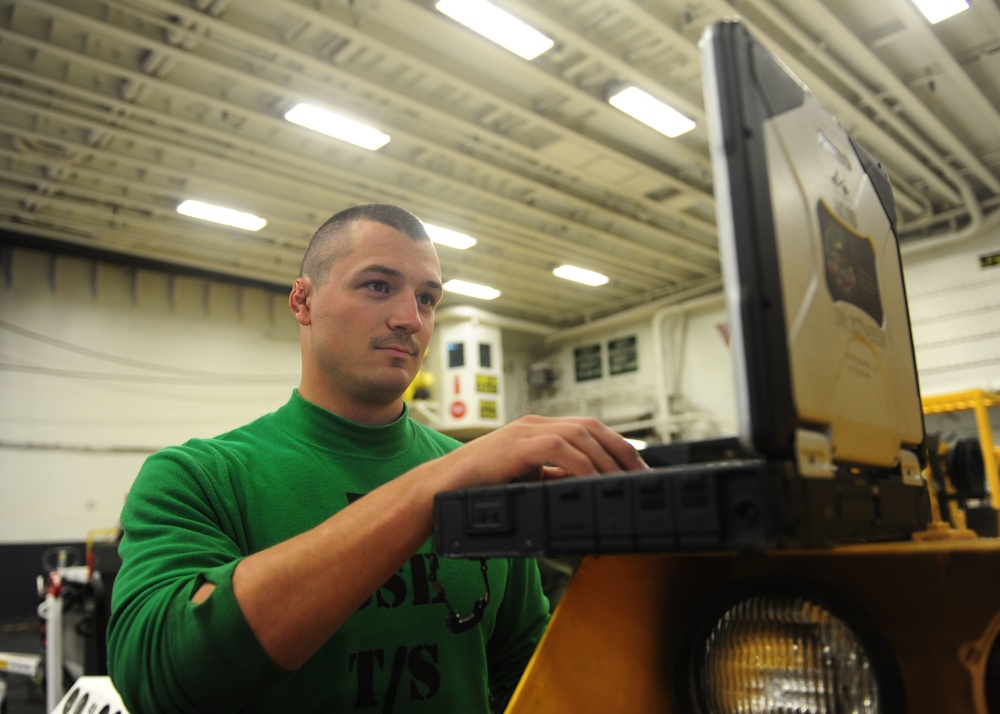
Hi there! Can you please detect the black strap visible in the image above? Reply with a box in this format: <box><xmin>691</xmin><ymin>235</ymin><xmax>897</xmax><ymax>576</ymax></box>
<box><xmin>427</xmin><ymin>553</ymin><xmax>490</xmax><ymax>633</ymax></box>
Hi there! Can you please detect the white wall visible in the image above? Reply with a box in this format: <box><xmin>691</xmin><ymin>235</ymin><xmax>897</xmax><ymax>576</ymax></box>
<box><xmin>901</xmin><ymin>228</ymin><xmax>1000</xmax><ymax>396</ymax></box>
<box><xmin>0</xmin><ymin>247</ymin><xmax>300</xmax><ymax>543</ymax></box>
<box><xmin>505</xmin><ymin>294</ymin><xmax>737</xmax><ymax>445</ymax></box>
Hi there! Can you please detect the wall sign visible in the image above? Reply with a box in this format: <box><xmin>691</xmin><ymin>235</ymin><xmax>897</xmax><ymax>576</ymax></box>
<box><xmin>476</xmin><ymin>374</ymin><xmax>498</xmax><ymax>393</ymax></box>
<box><xmin>574</xmin><ymin>344</ymin><xmax>603</xmax><ymax>382</ymax></box>
<box><xmin>980</xmin><ymin>251</ymin><xmax>1000</xmax><ymax>269</ymax></box>
<box><xmin>479</xmin><ymin>343</ymin><xmax>493</xmax><ymax>368</ymax></box>
<box><xmin>608</xmin><ymin>335</ymin><xmax>638</xmax><ymax>375</ymax></box>
<box><xmin>448</xmin><ymin>342</ymin><xmax>465</xmax><ymax>368</ymax></box>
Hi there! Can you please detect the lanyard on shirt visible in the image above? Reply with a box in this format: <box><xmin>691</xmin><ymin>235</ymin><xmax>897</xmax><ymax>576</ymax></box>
<box><xmin>427</xmin><ymin>553</ymin><xmax>491</xmax><ymax>633</ymax></box>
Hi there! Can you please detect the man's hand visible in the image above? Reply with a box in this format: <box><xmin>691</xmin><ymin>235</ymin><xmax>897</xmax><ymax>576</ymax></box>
<box><xmin>434</xmin><ymin>415</ymin><xmax>649</xmax><ymax>491</ymax></box>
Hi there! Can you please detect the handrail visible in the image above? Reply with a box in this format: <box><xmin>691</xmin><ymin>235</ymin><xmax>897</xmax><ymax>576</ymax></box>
<box><xmin>922</xmin><ymin>389</ymin><xmax>1000</xmax><ymax>509</ymax></box>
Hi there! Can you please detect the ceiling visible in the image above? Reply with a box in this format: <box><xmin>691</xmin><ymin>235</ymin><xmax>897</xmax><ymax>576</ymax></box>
<box><xmin>1</xmin><ymin>0</ymin><xmax>998</xmax><ymax>328</ymax></box>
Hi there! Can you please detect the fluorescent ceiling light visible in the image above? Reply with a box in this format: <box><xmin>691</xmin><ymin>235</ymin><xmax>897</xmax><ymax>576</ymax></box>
<box><xmin>176</xmin><ymin>200</ymin><xmax>267</xmax><ymax>231</ymax></box>
<box><xmin>435</xmin><ymin>0</ymin><xmax>554</xmax><ymax>60</ymax></box>
<box><xmin>608</xmin><ymin>86</ymin><xmax>696</xmax><ymax>138</ymax></box>
<box><xmin>911</xmin><ymin>0</ymin><xmax>968</xmax><ymax>23</ymax></box>
<box><xmin>284</xmin><ymin>103</ymin><xmax>390</xmax><ymax>150</ymax></box>
<box><xmin>443</xmin><ymin>279</ymin><xmax>501</xmax><ymax>300</ymax></box>
<box><xmin>425</xmin><ymin>223</ymin><xmax>478</xmax><ymax>250</ymax></box>
<box><xmin>553</xmin><ymin>264</ymin><xmax>609</xmax><ymax>286</ymax></box>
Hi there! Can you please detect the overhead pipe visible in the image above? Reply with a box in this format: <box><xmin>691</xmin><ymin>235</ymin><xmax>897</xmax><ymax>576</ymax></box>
<box><xmin>753</xmin><ymin>0</ymin><xmax>999</xmax><ymax>195</ymax></box>
<box><xmin>434</xmin><ymin>305</ymin><xmax>555</xmax><ymax>336</ymax></box>
<box><xmin>544</xmin><ymin>280</ymin><xmax>722</xmax><ymax>345</ymax></box>
<box><xmin>900</xmin><ymin>204</ymin><xmax>1000</xmax><ymax>256</ymax></box>
<box><xmin>650</xmin><ymin>293</ymin><xmax>725</xmax><ymax>441</ymax></box>
<box><xmin>760</xmin><ymin>0</ymin><xmax>994</xmax><ymax>251</ymax></box>
<box><xmin>715</xmin><ymin>0</ymin><xmax>989</xmax><ymax>249</ymax></box>
<box><xmin>699</xmin><ymin>1</ymin><xmax>956</xmax><ymax>207</ymax></box>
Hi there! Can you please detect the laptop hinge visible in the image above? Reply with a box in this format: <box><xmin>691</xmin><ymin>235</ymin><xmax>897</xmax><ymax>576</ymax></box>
<box><xmin>795</xmin><ymin>429</ymin><xmax>835</xmax><ymax>478</ymax></box>
<box><xmin>900</xmin><ymin>449</ymin><xmax>923</xmax><ymax>486</ymax></box>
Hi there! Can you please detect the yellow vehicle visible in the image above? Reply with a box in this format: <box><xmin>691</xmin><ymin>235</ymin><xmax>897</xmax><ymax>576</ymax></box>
<box><xmin>506</xmin><ymin>390</ymin><xmax>1000</xmax><ymax>714</ymax></box>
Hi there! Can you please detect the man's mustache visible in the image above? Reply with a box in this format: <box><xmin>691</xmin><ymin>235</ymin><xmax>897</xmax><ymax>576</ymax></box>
<box><xmin>371</xmin><ymin>335</ymin><xmax>419</xmax><ymax>355</ymax></box>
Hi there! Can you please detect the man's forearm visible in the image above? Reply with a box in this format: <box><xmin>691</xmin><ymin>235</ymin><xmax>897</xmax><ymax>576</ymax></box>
<box><xmin>226</xmin><ymin>462</ymin><xmax>442</xmax><ymax>670</ymax></box>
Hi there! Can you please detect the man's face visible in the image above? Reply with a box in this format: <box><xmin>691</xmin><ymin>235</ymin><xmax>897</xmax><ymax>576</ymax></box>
<box><xmin>296</xmin><ymin>220</ymin><xmax>443</xmax><ymax>419</ymax></box>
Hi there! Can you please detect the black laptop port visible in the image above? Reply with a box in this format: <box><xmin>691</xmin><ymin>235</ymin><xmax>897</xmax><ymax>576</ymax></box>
<box><xmin>466</xmin><ymin>494</ymin><xmax>512</xmax><ymax>534</ymax></box>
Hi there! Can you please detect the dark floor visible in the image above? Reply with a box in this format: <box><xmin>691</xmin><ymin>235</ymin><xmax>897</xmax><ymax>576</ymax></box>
<box><xmin>0</xmin><ymin>618</ymin><xmax>47</xmax><ymax>714</ymax></box>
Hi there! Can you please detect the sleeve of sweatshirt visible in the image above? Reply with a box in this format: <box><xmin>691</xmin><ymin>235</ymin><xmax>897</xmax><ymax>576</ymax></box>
<box><xmin>485</xmin><ymin>557</ymin><xmax>551</xmax><ymax>711</ymax></box>
<box><xmin>107</xmin><ymin>446</ymin><xmax>289</xmax><ymax>714</ymax></box>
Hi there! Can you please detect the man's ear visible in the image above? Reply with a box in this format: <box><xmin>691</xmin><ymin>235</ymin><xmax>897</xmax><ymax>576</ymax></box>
<box><xmin>289</xmin><ymin>278</ymin><xmax>312</xmax><ymax>326</ymax></box>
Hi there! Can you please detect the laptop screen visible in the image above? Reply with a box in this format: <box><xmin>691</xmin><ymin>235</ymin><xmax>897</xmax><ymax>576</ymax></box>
<box><xmin>699</xmin><ymin>21</ymin><xmax>924</xmax><ymax>479</ymax></box>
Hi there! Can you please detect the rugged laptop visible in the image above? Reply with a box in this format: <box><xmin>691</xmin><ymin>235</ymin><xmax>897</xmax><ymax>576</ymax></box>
<box><xmin>433</xmin><ymin>20</ymin><xmax>931</xmax><ymax>558</ymax></box>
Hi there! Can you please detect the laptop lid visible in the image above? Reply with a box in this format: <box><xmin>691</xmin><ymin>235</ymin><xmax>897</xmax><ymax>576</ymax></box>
<box><xmin>699</xmin><ymin>20</ymin><xmax>924</xmax><ymax>481</ymax></box>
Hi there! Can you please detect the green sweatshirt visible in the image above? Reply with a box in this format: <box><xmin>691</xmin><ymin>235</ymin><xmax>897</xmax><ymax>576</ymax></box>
<box><xmin>107</xmin><ymin>391</ymin><xmax>549</xmax><ymax>713</ymax></box>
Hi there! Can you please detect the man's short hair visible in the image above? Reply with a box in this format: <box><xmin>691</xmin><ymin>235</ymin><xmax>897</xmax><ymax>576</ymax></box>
<box><xmin>298</xmin><ymin>204</ymin><xmax>432</xmax><ymax>284</ymax></box>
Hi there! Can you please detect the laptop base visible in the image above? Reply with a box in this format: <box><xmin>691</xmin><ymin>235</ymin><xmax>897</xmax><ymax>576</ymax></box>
<box><xmin>433</xmin><ymin>461</ymin><xmax>932</xmax><ymax>558</ymax></box>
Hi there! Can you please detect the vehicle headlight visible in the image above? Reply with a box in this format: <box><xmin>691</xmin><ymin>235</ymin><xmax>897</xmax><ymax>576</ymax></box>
<box><xmin>674</xmin><ymin>578</ymin><xmax>903</xmax><ymax>714</ymax></box>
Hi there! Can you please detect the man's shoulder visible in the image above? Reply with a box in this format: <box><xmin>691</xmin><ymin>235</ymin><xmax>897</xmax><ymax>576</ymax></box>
<box><xmin>144</xmin><ymin>408</ymin><xmax>284</xmax><ymax>472</ymax></box>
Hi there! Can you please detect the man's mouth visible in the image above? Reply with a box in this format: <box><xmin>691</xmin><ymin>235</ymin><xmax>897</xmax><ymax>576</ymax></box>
<box><xmin>379</xmin><ymin>346</ymin><xmax>413</xmax><ymax>356</ymax></box>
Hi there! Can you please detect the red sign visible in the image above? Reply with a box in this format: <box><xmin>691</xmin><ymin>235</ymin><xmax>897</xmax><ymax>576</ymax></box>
<box><xmin>450</xmin><ymin>401</ymin><xmax>467</xmax><ymax>419</ymax></box>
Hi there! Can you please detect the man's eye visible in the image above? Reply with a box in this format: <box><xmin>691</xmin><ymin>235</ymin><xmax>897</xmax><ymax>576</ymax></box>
<box><xmin>418</xmin><ymin>293</ymin><xmax>439</xmax><ymax>307</ymax></box>
<box><xmin>368</xmin><ymin>281</ymin><xmax>389</xmax><ymax>293</ymax></box>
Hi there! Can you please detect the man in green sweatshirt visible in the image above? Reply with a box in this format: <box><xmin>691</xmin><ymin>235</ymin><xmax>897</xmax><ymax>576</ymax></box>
<box><xmin>107</xmin><ymin>203</ymin><xmax>646</xmax><ymax>713</ymax></box>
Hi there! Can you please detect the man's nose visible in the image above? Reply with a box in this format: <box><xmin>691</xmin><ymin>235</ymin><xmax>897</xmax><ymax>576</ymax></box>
<box><xmin>389</xmin><ymin>295</ymin><xmax>423</xmax><ymax>332</ymax></box>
